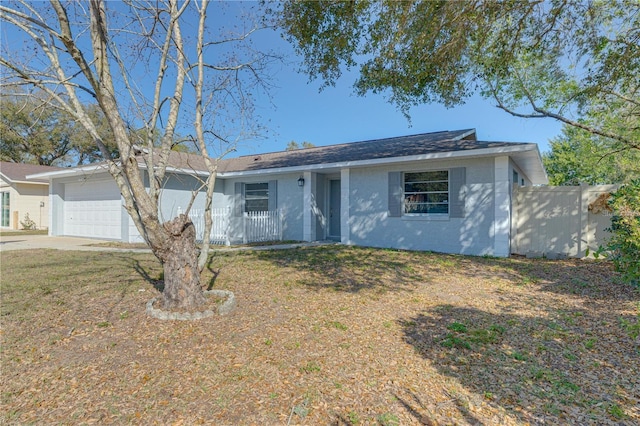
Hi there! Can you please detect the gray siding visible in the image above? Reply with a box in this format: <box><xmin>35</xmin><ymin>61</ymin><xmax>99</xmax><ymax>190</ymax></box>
<box><xmin>222</xmin><ymin>173</ymin><xmax>305</xmax><ymax>242</ymax></box>
<box><xmin>157</xmin><ymin>173</ymin><xmax>211</xmax><ymax>221</ymax></box>
<box><xmin>347</xmin><ymin>157</ymin><xmax>498</xmax><ymax>255</ymax></box>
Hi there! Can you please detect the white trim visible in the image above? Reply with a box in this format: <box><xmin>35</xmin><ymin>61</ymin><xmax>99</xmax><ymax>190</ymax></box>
<box><xmin>27</xmin><ymin>163</ymin><xmax>209</xmax><ymax>181</ymax></box>
<box><xmin>0</xmin><ymin>175</ymin><xmax>49</xmax><ymax>185</ymax></box>
<box><xmin>493</xmin><ymin>156</ymin><xmax>511</xmax><ymax>257</ymax></box>
<box><xmin>302</xmin><ymin>171</ymin><xmax>317</xmax><ymax>242</ymax></box>
<box><xmin>340</xmin><ymin>168</ymin><xmax>350</xmax><ymax>245</ymax></box>
<box><xmin>163</xmin><ymin>166</ymin><xmax>209</xmax><ymax>177</ymax></box>
<box><xmin>401</xmin><ymin>214</ymin><xmax>450</xmax><ymax>222</ymax></box>
<box><xmin>218</xmin><ymin>144</ymin><xmax>544</xmax><ymax>182</ymax></box>
<box><xmin>25</xmin><ymin>139</ymin><xmax>547</xmax><ymax>187</ymax></box>
<box><xmin>27</xmin><ymin>164</ymin><xmax>110</xmax><ymax>180</ymax></box>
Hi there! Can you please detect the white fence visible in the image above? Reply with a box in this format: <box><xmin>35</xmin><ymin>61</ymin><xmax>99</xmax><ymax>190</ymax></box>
<box><xmin>182</xmin><ymin>207</ymin><xmax>283</xmax><ymax>245</ymax></box>
<box><xmin>244</xmin><ymin>210</ymin><xmax>283</xmax><ymax>244</ymax></box>
<box><xmin>511</xmin><ymin>184</ymin><xmax>618</xmax><ymax>258</ymax></box>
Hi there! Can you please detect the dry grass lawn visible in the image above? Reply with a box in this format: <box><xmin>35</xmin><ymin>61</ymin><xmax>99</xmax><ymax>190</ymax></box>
<box><xmin>1</xmin><ymin>246</ymin><xmax>639</xmax><ymax>425</ymax></box>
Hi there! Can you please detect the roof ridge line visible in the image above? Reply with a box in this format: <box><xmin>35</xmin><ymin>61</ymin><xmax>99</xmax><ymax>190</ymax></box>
<box><xmin>235</xmin><ymin>129</ymin><xmax>476</xmax><ymax>159</ymax></box>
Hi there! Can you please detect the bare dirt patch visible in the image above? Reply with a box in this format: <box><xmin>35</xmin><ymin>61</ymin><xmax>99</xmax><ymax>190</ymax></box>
<box><xmin>1</xmin><ymin>246</ymin><xmax>638</xmax><ymax>424</ymax></box>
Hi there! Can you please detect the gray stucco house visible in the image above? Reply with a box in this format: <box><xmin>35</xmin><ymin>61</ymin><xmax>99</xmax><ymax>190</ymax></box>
<box><xmin>29</xmin><ymin>129</ymin><xmax>547</xmax><ymax>257</ymax></box>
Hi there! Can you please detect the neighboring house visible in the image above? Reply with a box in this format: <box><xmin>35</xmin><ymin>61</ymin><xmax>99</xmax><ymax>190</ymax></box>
<box><xmin>0</xmin><ymin>162</ymin><xmax>64</xmax><ymax>230</ymax></box>
<box><xmin>28</xmin><ymin>129</ymin><xmax>548</xmax><ymax>256</ymax></box>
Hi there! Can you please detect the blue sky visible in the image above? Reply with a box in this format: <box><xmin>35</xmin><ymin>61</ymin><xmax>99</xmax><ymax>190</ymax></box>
<box><xmin>235</xmin><ymin>5</ymin><xmax>564</xmax><ymax>158</ymax></box>
<box><xmin>249</xmin><ymin>57</ymin><xmax>564</xmax><ymax>157</ymax></box>
<box><xmin>1</xmin><ymin>1</ymin><xmax>564</xmax><ymax>158</ymax></box>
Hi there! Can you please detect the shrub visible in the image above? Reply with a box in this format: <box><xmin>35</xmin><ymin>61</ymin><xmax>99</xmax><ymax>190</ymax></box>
<box><xmin>605</xmin><ymin>180</ymin><xmax>640</xmax><ymax>286</ymax></box>
<box><xmin>20</xmin><ymin>213</ymin><xmax>36</xmax><ymax>230</ymax></box>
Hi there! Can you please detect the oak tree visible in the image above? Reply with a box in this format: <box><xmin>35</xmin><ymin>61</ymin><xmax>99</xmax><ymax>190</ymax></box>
<box><xmin>1</xmin><ymin>89</ymin><xmax>118</xmax><ymax>166</ymax></box>
<box><xmin>279</xmin><ymin>0</ymin><xmax>640</xmax><ymax>152</ymax></box>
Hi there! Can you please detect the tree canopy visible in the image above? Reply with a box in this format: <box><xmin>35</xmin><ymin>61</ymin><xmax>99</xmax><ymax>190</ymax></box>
<box><xmin>279</xmin><ymin>0</ymin><xmax>640</xmax><ymax>152</ymax></box>
<box><xmin>286</xmin><ymin>140</ymin><xmax>315</xmax><ymax>150</ymax></box>
<box><xmin>543</xmin><ymin>125</ymin><xmax>640</xmax><ymax>186</ymax></box>
<box><xmin>1</xmin><ymin>89</ymin><xmax>118</xmax><ymax>166</ymax></box>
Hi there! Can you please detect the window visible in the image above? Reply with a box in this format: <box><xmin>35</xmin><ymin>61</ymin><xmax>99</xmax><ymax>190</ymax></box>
<box><xmin>389</xmin><ymin>168</ymin><xmax>464</xmax><ymax>219</ymax></box>
<box><xmin>244</xmin><ymin>182</ymin><xmax>269</xmax><ymax>213</ymax></box>
<box><xmin>234</xmin><ymin>180</ymin><xmax>277</xmax><ymax>216</ymax></box>
<box><xmin>404</xmin><ymin>171</ymin><xmax>449</xmax><ymax>214</ymax></box>
<box><xmin>1</xmin><ymin>192</ymin><xmax>9</xmax><ymax>227</ymax></box>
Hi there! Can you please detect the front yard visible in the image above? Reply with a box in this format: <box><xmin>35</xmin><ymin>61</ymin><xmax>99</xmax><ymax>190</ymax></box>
<box><xmin>1</xmin><ymin>246</ymin><xmax>638</xmax><ymax>424</ymax></box>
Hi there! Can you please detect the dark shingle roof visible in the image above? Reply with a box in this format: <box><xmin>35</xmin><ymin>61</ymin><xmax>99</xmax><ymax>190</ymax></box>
<box><xmin>216</xmin><ymin>129</ymin><xmax>525</xmax><ymax>173</ymax></box>
<box><xmin>23</xmin><ymin>129</ymin><xmax>544</xmax><ymax>182</ymax></box>
<box><xmin>0</xmin><ymin>161</ymin><xmax>65</xmax><ymax>183</ymax></box>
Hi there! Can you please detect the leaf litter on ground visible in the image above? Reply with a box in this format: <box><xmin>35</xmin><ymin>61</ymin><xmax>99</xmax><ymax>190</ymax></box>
<box><xmin>1</xmin><ymin>246</ymin><xmax>639</xmax><ymax>424</ymax></box>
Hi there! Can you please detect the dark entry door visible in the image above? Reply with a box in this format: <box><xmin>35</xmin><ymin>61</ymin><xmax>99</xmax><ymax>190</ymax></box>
<box><xmin>328</xmin><ymin>179</ymin><xmax>341</xmax><ymax>240</ymax></box>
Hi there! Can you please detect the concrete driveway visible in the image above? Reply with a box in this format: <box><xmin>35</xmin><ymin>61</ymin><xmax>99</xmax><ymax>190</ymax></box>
<box><xmin>0</xmin><ymin>234</ymin><xmax>150</xmax><ymax>252</ymax></box>
<box><xmin>0</xmin><ymin>234</ymin><xmax>332</xmax><ymax>253</ymax></box>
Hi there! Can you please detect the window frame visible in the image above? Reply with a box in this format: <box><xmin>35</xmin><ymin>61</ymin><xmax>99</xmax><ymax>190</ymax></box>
<box><xmin>403</xmin><ymin>170</ymin><xmax>450</xmax><ymax>216</ymax></box>
<box><xmin>1</xmin><ymin>191</ymin><xmax>10</xmax><ymax>227</ymax></box>
<box><xmin>243</xmin><ymin>182</ymin><xmax>269</xmax><ymax>213</ymax></box>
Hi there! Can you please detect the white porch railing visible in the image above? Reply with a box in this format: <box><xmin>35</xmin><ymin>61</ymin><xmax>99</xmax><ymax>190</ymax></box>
<box><xmin>179</xmin><ymin>207</ymin><xmax>283</xmax><ymax>245</ymax></box>
<box><xmin>188</xmin><ymin>207</ymin><xmax>232</xmax><ymax>245</ymax></box>
<box><xmin>243</xmin><ymin>210</ymin><xmax>283</xmax><ymax>244</ymax></box>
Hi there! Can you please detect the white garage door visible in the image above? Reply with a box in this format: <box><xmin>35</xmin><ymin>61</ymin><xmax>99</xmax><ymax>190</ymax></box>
<box><xmin>64</xmin><ymin>179</ymin><xmax>122</xmax><ymax>239</ymax></box>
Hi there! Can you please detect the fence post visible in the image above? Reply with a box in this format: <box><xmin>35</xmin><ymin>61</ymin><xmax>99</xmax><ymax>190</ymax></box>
<box><xmin>511</xmin><ymin>186</ymin><xmax>518</xmax><ymax>255</ymax></box>
<box><xmin>243</xmin><ymin>212</ymin><xmax>248</xmax><ymax>244</ymax></box>
<box><xmin>225</xmin><ymin>207</ymin><xmax>231</xmax><ymax>246</ymax></box>
<box><xmin>578</xmin><ymin>183</ymin><xmax>589</xmax><ymax>258</ymax></box>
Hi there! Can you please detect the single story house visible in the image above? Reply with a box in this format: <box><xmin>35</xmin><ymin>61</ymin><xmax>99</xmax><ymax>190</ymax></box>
<box><xmin>0</xmin><ymin>161</ymin><xmax>63</xmax><ymax>230</ymax></box>
<box><xmin>28</xmin><ymin>129</ymin><xmax>548</xmax><ymax>256</ymax></box>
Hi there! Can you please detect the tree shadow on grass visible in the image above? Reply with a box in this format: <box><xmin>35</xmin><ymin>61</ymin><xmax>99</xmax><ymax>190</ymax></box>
<box><xmin>127</xmin><ymin>253</ymin><xmax>222</xmax><ymax>292</ymax></box>
<box><xmin>129</xmin><ymin>257</ymin><xmax>164</xmax><ymax>292</ymax></box>
<box><xmin>455</xmin><ymin>255</ymin><xmax>638</xmax><ymax>303</ymax></box>
<box><xmin>252</xmin><ymin>245</ymin><xmax>434</xmax><ymax>294</ymax></box>
<box><xmin>399</xmin><ymin>302</ymin><xmax>640</xmax><ymax>424</ymax></box>
<box><xmin>391</xmin><ymin>390</ymin><xmax>443</xmax><ymax>425</ymax></box>
<box><xmin>205</xmin><ymin>255</ymin><xmax>221</xmax><ymax>291</ymax></box>
<box><xmin>251</xmin><ymin>245</ymin><xmax>639</xmax><ymax>303</ymax></box>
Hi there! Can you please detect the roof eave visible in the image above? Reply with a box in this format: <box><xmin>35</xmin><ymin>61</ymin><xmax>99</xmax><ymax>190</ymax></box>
<box><xmin>2</xmin><ymin>178</ymin><xmax>49</xmax><ymax>185</ymax></box>
<box><xmin>28</xmin><ymin>162</ymin><xmax>210</xmax><ymax>181</ymax></box>
<box><xmin>26</xmin><ymin>163</ymin><xmax>110</xmax><ymax>180</ymax></box>
<box><xmin>218</xmin><ymin>143</ymin><xmax>542</xmax><ymax>178</ymax></box>
<box><xmin>510</xmin><ymin>145</ymin><xmax>548</xmax><ymax>185</ymax></box>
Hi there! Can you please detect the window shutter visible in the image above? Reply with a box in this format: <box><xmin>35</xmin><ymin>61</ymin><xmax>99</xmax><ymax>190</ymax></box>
<box><xmin>234</xmin><ymin>182</ymin><xmax>245</xmax><ymax>216</ymax></box>
<box><xmin>449</xmin><ymin>167</ymin><xmax>466</xmax><ymax>218</ymax></box>
<box><xmin>268</xmin><ymin>180</ymin><xmax>277</xmax><ymax>211</ymax></box>
<box><xmin>388</xmin><ymin>172</ymin><xmax>403</xmax><ymax>217</ymax></box>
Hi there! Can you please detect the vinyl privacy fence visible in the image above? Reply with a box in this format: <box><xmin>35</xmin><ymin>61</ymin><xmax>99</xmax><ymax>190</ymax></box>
<box><xmin>181</xmin><ymin>207</ymin><xmax>283</xmax><ymax>245</ymax></box>
<box><xmin>511</xmin><ymin>184</ymin><xmax>618</xmax><ymax>258</ymax></box>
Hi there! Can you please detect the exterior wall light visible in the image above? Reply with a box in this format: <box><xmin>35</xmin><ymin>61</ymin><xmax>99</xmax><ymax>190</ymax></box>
<box><xmin>297</xmin><ymin>177</ymin><xmax>305</xmax><ymax>187</ymax></box>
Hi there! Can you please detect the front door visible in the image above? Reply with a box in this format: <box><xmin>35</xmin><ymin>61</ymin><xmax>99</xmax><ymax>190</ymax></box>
<box><xmin>328</xmin><ymin>179</ymin><xmax>341</xmax><ymax>240</ymax></box>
